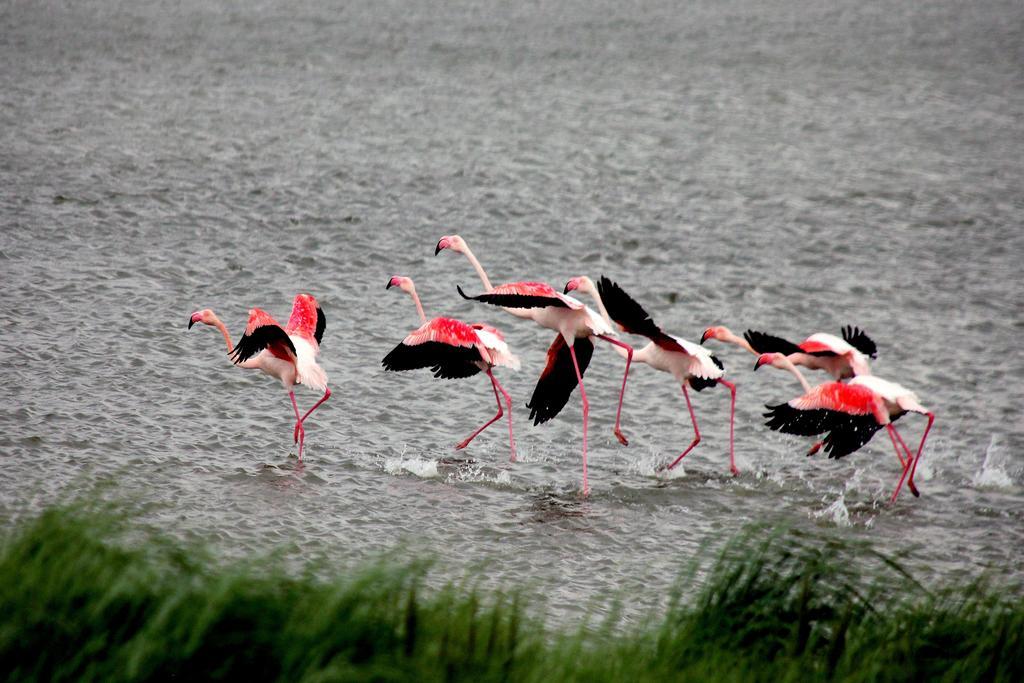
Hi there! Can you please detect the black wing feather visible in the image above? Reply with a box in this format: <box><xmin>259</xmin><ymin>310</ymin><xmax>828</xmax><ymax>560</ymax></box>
<box><xmin>744</xmin><ymin>330</ymin><xmax>802</xmax><ymax>356</ymax></box>
<box><xmin>689</xmin><ymin>355</ymin><xmax>724</xmax><ymax>392</ymax></box>
<box><xmin>230</xmin><ymin>325</ymin><xmax>296</xmax><ymax>365</ymax></box>
<box><xmin>457</xmin><ymin>285</ymin><xmax>569</xmax><ymax>309</ymax></box>
<box><xmin>763</xmin><ymin>403</ymin><xmax>835</xmax><ymax>436</ymax></box>
<box><xmin>841</xmin><ymin>325</ymin><xmax>877</xmax><ymax>359</ymax></box>
<box><xmin>820</xmin><ymin>414</ymin><xmax>885</xmax><ymax>459</ymax></box>
<box><xmin>526</xmin><ymin>336</ymin><xmax>594</xmax><ymax>425</ymax></box>
<box><xmin>315</xmin><ymin>307</ymin><xmax>326</xmax><ymax>345</ymax></box>
<box><xmin>382</xmin><ymin>341</ymin><xmax>483</xmax><ymax>380</ymax></box>
<box><xmin>596</xmin><ymin>276</ymin><xmax>665</xmax><ymax>340</ymax></box>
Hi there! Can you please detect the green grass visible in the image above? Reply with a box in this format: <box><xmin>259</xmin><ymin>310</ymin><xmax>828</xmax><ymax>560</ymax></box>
<box><xmin>0</xmin><ymin>504</ymin><xmax>1020</xmax><ymax>682</ymax></box>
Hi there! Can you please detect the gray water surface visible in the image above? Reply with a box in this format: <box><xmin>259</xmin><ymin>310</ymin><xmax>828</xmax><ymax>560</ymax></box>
<box><xmin>2</xmin><ymin>0</ymin><xmax>1023</xmax><ymax>623</ymax></box>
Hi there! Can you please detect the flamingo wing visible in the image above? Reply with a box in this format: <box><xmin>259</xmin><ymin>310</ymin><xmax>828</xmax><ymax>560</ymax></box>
<box><xmin>315</xmin><ymin>306</ymin><xmax>326</xmax><ymax>345</ymax></box>
<box><xmin>744</xmin><ymin>330</ymin><xmax>802</xmax><ymax>356</ymax></box>
<box><xmin>797</xmin><ymin>333</ymin><xmax>856</xmax><ymax>357</ymax></box>
<box><xmin>763</xmin><ymin>382</ymin><xmax>886</xmax><ymax>459</ymax></box>
<box><xmin>457</xmin><ymin>282</ymin><xmax>582</xmax><ymax>310</ymax></box>
<box><xmin>381</xmin><ymin>317</ymin><xmax>484</xmax><ymax>379</ymax></box>
<box><xmin>841</xmin><ymin>325</ymin><xmax>877</xmax><ymax>359</ymax></box>
<box><xmin>231</xmin><ymin>308</ymin><xmax>297</xmax><ymax>364</ymax></box>
<box><xmin>285</xmin><ymin>294</ymin><xmax>323</xmax><ymax>346</ymax></box>
<box><xmin>596</xmin><ymin>276</ymin><xmax>684</xmax><ymax>353</ymax></box>
<box><xmin>526</xmin><ymin>335</ymin><xmax>594</xmax><ymax>425</ymax></box>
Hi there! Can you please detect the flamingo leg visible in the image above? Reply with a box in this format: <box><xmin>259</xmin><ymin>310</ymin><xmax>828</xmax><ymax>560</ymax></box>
<box><xmin>889</xmin><ymin>414</ymin><xmax>934</xmax><ymax>503</ymax></box>
<box><xmin>569</xmin><ymin>343</ymin><xmax>590</xmax><ymax>496</ymax></box>
<box><xmin>598</xmin><ymin>334</ymin><xmax>633</xmax><ymax>446</ymax></box>
<box><xmin>718</xmin><ymin>379</ymin><xmax>738</xmax><ymax>476</ymax></box>
<box><xmin>289</xmin><ymin>391</ymin><xmax>305</xmax><ymax>461</ymax></box>
<box><xmin>886</xmin><ymin>425</ymin><xmax>908</xmax><ymax>468</ymax></box>
<box><xmin>891</xmin><ymin>427</ymin><xmax>914</xmax><ymax>463</ymax></box>
<box><xmin>904</xmin><ymin>412</ymin><xmax>934</xmax><ymax>500</ymax></box>
<box><xmin>294</xmin><ymin>388</ymin><xmax>332</xmax><ymax>443</ymax></box>
<box><xmin>666</xmin><ymin>383</ymin><xmax>701</xmax><ymax>470</ymax></box>
<box><xmin>491</xmin><ymin>370</ymin><xmax>516</xmax><ymax>463</ymax></box>
<box><xmin>455</xmin><ymin>369</ymin><xmax>508</xmax><ymax>457</ymax></box>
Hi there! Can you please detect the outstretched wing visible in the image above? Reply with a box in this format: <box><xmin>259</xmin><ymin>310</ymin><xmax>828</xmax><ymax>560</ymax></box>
<box><xmin>457</xmin><ymin>282</ymin><xmax>582</xmax><ymax>310</ymax></box>
<box><xmin>381</xmin><ymin>341</ymin><xmax>482</xmax><ymax>379</ymax></box>
<box><xmin>597</xmin><ymin>276</ymin><xmax>686</xmax><ymax>353</ymax></box>
<box><xmin>526</xmin><ymin>336</ymin><xmax>594</xmax><ymax>425</ymax></box>
<box><xmin>763</xmin><ymin>382</ymin><xmax>885</xmax><ymax>459</ymax></box>
<box><xmin>231</xmin><ymin>308</ymin><xmax>297</xmax><ymax>365</ymax></box>
<box><xmin>841</xmin><ymin>325</ymin><xmax>876</xmax><ymax>359</ymax></box>
<box><xmin>381</xmin><ymin>317</ymin><xmax>484</xmax><ymax>380</ymax></box>
<box><xmin>744</xmin><ymin>330</ymin><xmax>802</xmax><ymax>356</ymax></box>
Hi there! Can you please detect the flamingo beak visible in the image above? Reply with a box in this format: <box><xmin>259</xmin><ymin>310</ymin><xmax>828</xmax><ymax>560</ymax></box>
<box><xmin>434</xmin><ymin>237</ymin><xmax>450</xmax><ymax>255</ymax></box>
<box><xmin>188</xmin><ymin>316</ymin><xmax>196</xmax><ymax>329</ymax></box>
<box><xmin>700</xmin><ymin>329</ymin><xmax>712</xmax><ymax>344</ymax></box>
<box><xmin>753</xmin><ymin>354</ymin><xmax>772</xmax><ymax>371</ymax></box>
<box><xmin>563</xmin><ymin>278</ymin><xmax>579</xmax><ymax>294</ymax></box>
<box><xmin>386</xmin><ymin>278</ymin><xmax>396</xmax><ymax>290</ymax></box>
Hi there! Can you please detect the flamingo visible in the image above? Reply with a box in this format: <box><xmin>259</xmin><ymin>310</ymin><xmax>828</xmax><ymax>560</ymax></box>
<box><xmin>187</xmin><ymin>294</ymin><xmax>330</xmax><ymax>461</ymax></box>
<box><xmin>436</xmin><ymin>234</ymin><xmax>635</xmax><ymax>495</ymax></box>
<box><xmin>701</xmin><ymin>325</ymin><xmax>876</xmax><ymax>380</ymax></box>
<box><xmin>455</xmin><ymin>279</ymin><xmax>634</xmax><ymax>496</ymax></box>
<box><xmin>383</xmin><ymin>276</ymin><xmax>519</xmax><ymax>461</ymax></box>
<box><xmin>763</xmin><ymin>374</ymin><xmax>934</xmax><ymax>503</ymax></box>
<box><xmin>574</xmin><ymin>276</ymin><xmax>738</xmax><ymax>475</ymax></box>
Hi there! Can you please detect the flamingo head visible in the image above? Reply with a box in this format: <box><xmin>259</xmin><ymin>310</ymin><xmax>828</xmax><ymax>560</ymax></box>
<box><xmin>563</xmin><ymin>276</ymin><xmax>595</xmax><ymax>294</ymax></box>
<box><xmin>701</xmin><ymin>326</ymin><xmax>728</xmax><ymax>344</ymax></box>
<box><xmin>435</xmin><ymin>234</ymin><xmax>466</xmax><ymax>255</ymax></box>
<box><xmin>188</xmin><ymin>309</ymin><xmax>216</xmax><ymax>329</ymax></box>
<box><xmin>386</xmin><ymin>276</ymin><xmax>416</xmax><ymax>294</ymax></box>
<box><xmin>754</xmin><ymin>352</ymin><xmax>784</xmax><ymax>371</ymax></box>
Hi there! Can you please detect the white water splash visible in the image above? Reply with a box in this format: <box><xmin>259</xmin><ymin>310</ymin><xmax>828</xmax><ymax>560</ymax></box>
<box><xmin>813</xmin><ymin>494</ymin><xmax>851</xmax><ymax>527</ymax></box>
<box><xmin>972</xmin><ymin>435</ymin><xmax>1013</xmax><ymax>489</ymax></box>
<box><xmin>383</xmin><ymin>456</ymin><xmax>439</xmax><ymax>478</ymax></box>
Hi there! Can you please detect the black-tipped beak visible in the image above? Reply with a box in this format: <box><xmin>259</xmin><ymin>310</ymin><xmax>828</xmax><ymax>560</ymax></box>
<box><xmin>563</xmin><ymin>283</ymin><xmax>571</xmax><ymax>294</ymax></box>
<box><xmin>386</xmin><ymin>279</ymin><xmax>395</xmax><ymax>290</ymax></box>
<box><xmin>188</xmin><ymin>317</ymin><xmax>196</xmax><ymax>330</ymax></box>
<box><xmin>434</xmin><ymin>240</ymin><xmax>444</xmax><ymax>256</ymax></box>
<box><xmin>700</xmin><ymin>331</ymin><xmax>710</xmax><ymax>344</ymax></box>
<box><xmin>753</xmin><ymin>359</ymin><xmax>762</xmax><ymax>371</ymax></box>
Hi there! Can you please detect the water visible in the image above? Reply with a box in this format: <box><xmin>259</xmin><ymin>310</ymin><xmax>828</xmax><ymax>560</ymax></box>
<box><xmin>2</xmin><ymin>0</ymin><xmax>1023</xmax><ymax>623</ymax></box>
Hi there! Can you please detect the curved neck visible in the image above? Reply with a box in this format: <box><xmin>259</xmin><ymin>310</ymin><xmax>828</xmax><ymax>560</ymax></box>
<box><xmin>210</xmin><ymin>312</ymin><xmax>233</xmax><ymax>354</ymax></box>
<box><xmin>580</xmin><ymin>286</ymin><xmax>630</xmax><ymax>360</ymax></box>
<box><xmin>461</xmin><ymin>244</ymin><xmax>494</xmax><ymax>292</ymax></box>
<box><xmin>406</xmin><ymin>285</ymin><xmax>428</xmax><ymax>324</ymax></box>
<box><xmin>776</xmin><ymin>356</ymin><xmax>811</xmax><ymax>393</ymax></box>
<box><xmin>724</xmin><ymin>329</ymin><xmax>756</xmax><ymax>355</ymax></box>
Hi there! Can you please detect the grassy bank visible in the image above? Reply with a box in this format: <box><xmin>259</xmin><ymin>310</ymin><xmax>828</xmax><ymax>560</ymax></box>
<box><xmin>0</xmin><ymin>505</ymin><xmax>1020</xmax><ymax>682</ymax></box>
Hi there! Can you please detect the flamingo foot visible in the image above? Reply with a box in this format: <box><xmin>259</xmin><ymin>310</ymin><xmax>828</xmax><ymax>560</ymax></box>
<box><xmin>730</xmin><ymin>464</ymin><xmax>740</xmax><ymax>477</ymax></box>
<box><xmin>806</xmin><ymin>441</ymin><xmax>823</xmax><ymax>456</ymax></box>
<box><xmin>909</xmin><ymin>479</ymin><xmax>920</xmax><ymax>497</ymax></box>
<box><xmin>454</xmin><ymin>440</ymin><xmax>470</xmax><ymax>451</ymax></box>
<box><xmin>614</xmin><ymin>429</ymin><xmax>629</xmax><ymax>446</ymax></box>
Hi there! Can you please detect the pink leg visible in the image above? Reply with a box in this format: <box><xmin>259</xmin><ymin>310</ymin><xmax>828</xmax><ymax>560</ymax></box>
<box><xmin>294</xmin><ymin>388</ymin><xmax>331</xmax><ymax>443</ymax></box>
<box><xmin>889</xmin><ymin>413</ymin><xmax>934</xmax><ymax>503</ymax></box>
<box><xmin>886</xmin><ymin>425</ymin><xmax>908</xmax><ymax>468</ymax></box>
<box><xmin>289</xmin><ymin>391</ymin><xmax>305</xmax><ymax>461</ymax></box>
<box><xmin>455</xmin><ymin>369</ymin><xmax>508</xmax><ymax>456</ymax></box>
<box><xmin>666</xmin><ymin>383</ymin><xmax>700</xmax><ymax>470</ymax></box>
<box><xmin>569</xmin><ymin>343</ymin><xmax>590</xmax><ymax>496</ymax></box>
<box><xmin>492</xmin><ymin>371</ymin><xmax>516</xmax><ymax>463</ymax></box>
<box><xmin>903</xmin><ymin>413</ymin><xmax>934</xmax><ymax>500</ymax></box>
<box><xmin>598</xmin><ymin>335</ymin><xmax>633</xmax><ymax>446</ymax></box>
<box><xmin>892</xmin><ymin>427</ymin><xmax>914</xmax><ymax>463</ymax></box>
<box><xmin>718</xmin><ymin>379</ymin><xmax>738</xmax><ymax>476</ymax></box>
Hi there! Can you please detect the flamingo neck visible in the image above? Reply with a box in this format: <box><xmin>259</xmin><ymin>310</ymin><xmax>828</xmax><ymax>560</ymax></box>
<box><xmin>776</xmin><ymin>355</ymin><xmax>811</xmax><ymax>393</ymax></box>
<box><xmin>407</xmin><ymin>285</ymin><xmax>428</xmax><ymax>325</ymax></box>
<box><xmin>211</xmin><ymin>313</ymin><xmax>233</xmax><ymax>354</ymax></box>
<box><xmin>724</xmin><ymin>329</ymin><xmax>756</xmax><ymax>355</ymax></box>
<box><xmin>461</xmin><ymin>244</ymin><xmax>494</xmax><ymax>292</ymax></box>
